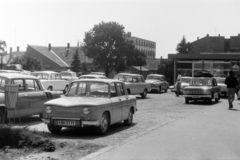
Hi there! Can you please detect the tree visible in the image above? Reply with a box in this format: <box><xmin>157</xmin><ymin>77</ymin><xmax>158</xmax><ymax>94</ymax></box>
<box><xmin>83</xmin><ymin>21</ymin><xmax>127</xmax><ymax>77</ymax></box>
<box><xmin>71</xmin><ymin>49</ymin><xmax>81</xmax><ymax>73</ymax></box>
<box><xmin>158</xmin><ymin>60</ymin><xmax>174</xmax><ymax>85</ymax></box>
<box><xmin>11</xmin><ymin>53</ymin><xmax>48</xmax><ymax>71</ymax></box>
<box><xmin>0</xmin><ymin>40</ymin><xmax>6</xmax><ymax>52</ymax></box>
<box><xmin>176</xmin><ymin>36</ymin><xmax>192</xmax><ymax>54</ymax></box>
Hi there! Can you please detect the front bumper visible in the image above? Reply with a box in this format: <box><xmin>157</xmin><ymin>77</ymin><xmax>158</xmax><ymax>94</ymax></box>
<box><xmin>42</xmin><ymin>118</ymin><xmax>100</xmax><ymax>127</ymax></box>
<box><xmin>183</xmin><ymin>94</ymin><xmax>211</xmax><ymax>99</ymax></box>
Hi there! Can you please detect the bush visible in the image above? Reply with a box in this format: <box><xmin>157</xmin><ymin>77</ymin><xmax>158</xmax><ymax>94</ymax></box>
<box><xmin>0</xmin><ymin>125</ymin><xmax>55</xmax><ymax>151</ymax></box>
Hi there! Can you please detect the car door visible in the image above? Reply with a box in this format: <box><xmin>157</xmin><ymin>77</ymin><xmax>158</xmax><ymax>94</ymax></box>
<box><xmin>51</xmin><ymin>73</ymin><xmax>67</xmax><ymax>91</ymax></box>
<box><xmin>11</xmin><ymin>79</ymin><xmax>30</xmax><ymax>117</ymax></box>
<box><xmin>110</xmin><ymin>83</ymin><xmax>122</xmax><ymax>123</ymax></box>
<box><xmin>137</xmin><ymin>76</ymin><xmax>145</xmax><ymax>93</ymax></box>
<box><xmin>116</xmin><ymin>83</ymin><xmax>131</xmax><ymax>120</ymax></box>
<box><xmin>26</xmin><ymin>79</ymin><xmax>48</xmax><ymax>115</ymax></box>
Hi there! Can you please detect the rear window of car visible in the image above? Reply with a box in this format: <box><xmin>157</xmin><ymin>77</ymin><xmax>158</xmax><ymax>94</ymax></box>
<box><xmin>190</xmin><ymin>78</ymin><xmax>212</xmax><ymax>86</ymax></box>
<box><xmin>114</xmin><ymin>75</ymin><xmax>133</xmax><ymax>82</ymax></box>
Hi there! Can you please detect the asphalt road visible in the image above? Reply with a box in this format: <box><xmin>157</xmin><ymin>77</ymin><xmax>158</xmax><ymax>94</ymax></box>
<box><xmin>22</xmin><ymin>90</ymin><xmax>216</xmax><ymax>147</ymax></box>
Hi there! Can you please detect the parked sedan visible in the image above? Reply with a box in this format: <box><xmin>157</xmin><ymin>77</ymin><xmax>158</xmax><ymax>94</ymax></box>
<box><xmin>0</xmin><ymin>73</ymin><xmax>61</xmax><ymax>123</ymax></box>
<box><xmin>113</xmin><ymin>73</ymin><xmax>151</xmax><ymax>98</ymax></box>
<box><xmin>31</xmin><ymin>71</ymin><xmax>69</xmax><ymax>94</ymax></box>
<box><xmin>214</xmin><ymin>77</ymin><xmax>227</xmax><ymax>97</ymax></box>
<box><xmin>60</xmin><ymin>70</ymin><xmax>78</xmax><ymax>82</ymax></box>
<box><xmin>42</xmin><ymin>79</ymin><xmax>137</xmax><ymax>135</ymax></box>
<box><xmin>79</xmin><ymin>74</ymin><xmax>108</xmax><ymax>79</ymax></box>
<box><xmin>183</xmin><ymin>77</ymin><xmax>220</xmax><ymax>104</ymax></box>
<box><xmin>145</xmin><ymin>74</ymin><xmax>169</xmax><ymax>93</ymax></box>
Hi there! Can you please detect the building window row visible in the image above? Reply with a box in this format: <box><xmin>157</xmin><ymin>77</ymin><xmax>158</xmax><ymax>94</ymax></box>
<box><xmin>135</xmin><ymin>39</ymin><xmax>155</xmax><ymax>48</ymax></box>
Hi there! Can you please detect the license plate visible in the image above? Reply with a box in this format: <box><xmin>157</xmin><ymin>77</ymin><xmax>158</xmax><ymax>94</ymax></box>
<box><xmin>192</xmin><ymin>95</ymin><xmax>200</xmax><ymax>98</ymax></box>
<box><xmin>55</xmin><ymin>120</ymin><xmax>77</xmax><ymax>126</ymax></box>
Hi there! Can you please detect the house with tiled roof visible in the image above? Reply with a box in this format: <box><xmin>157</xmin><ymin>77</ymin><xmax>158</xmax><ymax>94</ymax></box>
<box><xmin>26</xmin><ymin>43</ymin><xmax>92</xmax><ymax>71</ymax></box>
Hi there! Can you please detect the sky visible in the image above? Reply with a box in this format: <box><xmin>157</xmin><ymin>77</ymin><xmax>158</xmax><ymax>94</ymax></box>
<box><xmin>1</xmin><ymin>0</ymin><xmax>240</xmax><ymax>58</ymax></box>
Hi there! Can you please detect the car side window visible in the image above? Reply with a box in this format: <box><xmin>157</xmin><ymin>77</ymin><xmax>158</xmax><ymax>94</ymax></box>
<box><xmin>137</xmin><ymin>76</ymin><xmax>143</xmax><ymax>83</ymax></box>
<box><xmin>116</xmin><ymin>83</ymin><xmax>125</xmax><ymax>96</ymax></box>
<box><xmin>133</xmin><ymin>76</ymin><xmax>138</xmax><ymax>83</ymax></box>
<box><xmin>12</xmin><ymin>79</ymin><xmax>25</xmax><ymax>91</ymax></box>
<box><xmin>110</xmin><ymin>83</ymin><xmax>118</xmax><ymax>97</ymax></box>
<box><xmin>26</xmin><ymin>79</ymin><xmax>40</xmax><ymax>91</ymax></box>
<box><xmin>55</xmin><ymin>74</ymin><xmax>62</xmax><ymax>80</ymax></box>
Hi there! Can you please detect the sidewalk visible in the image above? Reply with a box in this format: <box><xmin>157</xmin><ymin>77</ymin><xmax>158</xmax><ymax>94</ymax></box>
<box><xmin>81</xmin><ymin>99</ymin><xmax>240</xmax><ymax>160</ymax></box>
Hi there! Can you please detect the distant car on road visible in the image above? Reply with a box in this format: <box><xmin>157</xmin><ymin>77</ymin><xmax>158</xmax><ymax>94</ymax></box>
<box><xmin>145</xmin><ymin>74</ymin><xmax>169</xmax><ymax>93</ymax></box>
<box><xmin>31</xmin><ymin>71</ymin><xmax>69</xmax><ymax>94</ymax></box>
<box><xmin>42</xmin><ymin>79</ymin><xmax>137</xmax><ymax>135</ymax></box>
<box><xmin>170</xmin><ymin>76</ymin><xmax>192</xmax><ymax>93</ymax></box>
<box><xmin>0</xmin><ymin>73</ymin><xmax>61</xmax><ymax>123</ymax></box>
<box><xmin>60</xmin><ymin>70</ymin><xmax>78</xmax><ymax>82</ymax></box>
<box><xmin>79</xmin><ymin>74</ymin><xmax>108</xmax><ymax>79</ymax></box>
<box><xmin>183</xmin><ymin>77</ymin><xmax>220</xmax><ymax>104</ymax></box>
<box><xmin>113</xmin><ymin>73</ymin><xmax>150</xmax><ymax>98</ymax></box>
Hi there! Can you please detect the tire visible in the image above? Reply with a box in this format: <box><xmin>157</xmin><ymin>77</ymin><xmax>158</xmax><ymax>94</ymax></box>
<box><xmin>96</xmin><ymin>112</ymin><xmax>110</xmax><ymax>135</ymax></box>
<box><xmin>215</xmin><ymin>93</ymin><xmax>220</xmax><ymax>102</ymax></box>
<box><xmin>185</xmin><ymin>98</ymin><xmax>189</xmax><ymax>104</ymax></box>
<box><xmin>208</xmin><ymin>98</ymin><xmax>212</xmax><ymax>104</ymax></box>
<box><xmin>47</xmin><ymin>86</ymin><xmax>53</xmax><ymax>91</ymax></box>
<box><xmin>127</xmin><ymin>89</ymin><xmax>131</xmax><ymax>95</ymax></box>
<box><xmin>124</xmin><ymin>108</ymin><xmax>133</xmax><ymax>126</ymax></box>
<box><xmin>0</xmin><ymin>108</ymin><xmax>6</xmax><ymax>124</ymax></box>
<box><xmin>47</xmin><ymin>124</ymin><xmax>62</xmax><ymax>134</ymax></box>
<box><xmin>141</xmin><ymin>89</ymin><xmax>147</xmax><ymax>98</ymax></box>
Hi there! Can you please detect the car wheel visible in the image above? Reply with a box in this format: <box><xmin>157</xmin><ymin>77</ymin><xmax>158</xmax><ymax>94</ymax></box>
<box><xmin>96</xmin><ymin>112</ymin><xmax>110</xmax><ymax>135</ymax></box>
<box><xmin>185</xmin><ymin>98</ymin><xmax>189</xmax><ymax>104</ymax></box>
<box><xmin>215</xmin><ymin>93</ymin><xmax>220</xmax><ymax>102</ymax></box>
<box><xmin>141</xmin><ymin>89</ymin><xmax>147</xmax><ymax>98</ymax></box>
<box><xmin>208</xmin><ymin>98</ymin><xmax>212</xmax><ymax>104</ymax></box>
<box><xmin>127</xmin><ymin>89</ymin><xmax>131</xmax><ymax>95</ymax></box>
<box><xmin>47</xmin><ymin>86</ymin><xmax>52</xmax><ymax>91</ymax></box>
<box><xmin>124</xmin><ymin>108</ymin><xmax>133</xmax><ymax>126</ymax></box>
<box><xmin>0</xmin><ymin>108</ymin><xmax>6</xmax><ymax>124</ymax></box>
<box><xmin>47</xmin><ymin>124</ymin><xmax>62</xmax><ymax>134</ymax></box>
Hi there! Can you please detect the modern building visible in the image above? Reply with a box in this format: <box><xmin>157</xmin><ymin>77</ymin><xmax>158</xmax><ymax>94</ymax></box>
<box><xmin>168</xmin><ymin>34</ymin><xmax>240</xmax><ymax>82</ymax></box>
<box><xmin>124</xmin><ymin>32</ymin><xmax>156</xmax><ymax>60</ymax></box>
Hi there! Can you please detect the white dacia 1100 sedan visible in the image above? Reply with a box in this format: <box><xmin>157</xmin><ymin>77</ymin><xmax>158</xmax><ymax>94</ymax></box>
<box><xmin>42</xmin><ymin>79</ymin><xmax>137</xmax><ymax>135</ymax></box>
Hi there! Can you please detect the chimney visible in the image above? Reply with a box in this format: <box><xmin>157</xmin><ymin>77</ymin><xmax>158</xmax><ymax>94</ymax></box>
<box><xmin>67</xmin><ymin>43</ymin><xmax>70</xmax><ymax>50</ymax></box>
<box><xmin>218</xmin><ymin>34</ymin><xmax>220</xmax><ymax>37</ymax></box>
<box><xmin>197</xmin><ymin>37</ymin><xmax>199</xmax><ymax>40</ymax></box>
<box><xmin>17</xmin><ymin>46</ymin><xmax>19</xmax><ymax>52</ymax></box>
<box><xmin>48</xmin><ymin>43</ymin><xmax>51</xmax><ymax>51</ymax></box>
<box><xmin>206</xmin><ymin>34</ymin><xmax>209</xmax><ymax>37</ymax></box>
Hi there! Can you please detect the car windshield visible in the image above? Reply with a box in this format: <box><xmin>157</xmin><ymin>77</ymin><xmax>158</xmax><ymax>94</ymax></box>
<box><xmin>114</xmin><ymin>75</ymin><xmax>133</xmax><ymax>82</ymax></box>
<box><xmin>31</xmin><ymin>73</ymin><xmax>49</xmax><ymax>80</ymax></box>
<box><xmin>216</xmin><ymin>78</ymin><xmax>225</xmax><ymax>84</ymax></box>
<box><xmin>189</xmin><ymin>78</ymin><xmax>212</xmax><ymax>86</ymax></box>
<box><xmin>67</xmin><ymin>81</ymin><xmax>109</xmax><ymax>98</ymax></box>
<box><xmin>60</xmin><ymin>72</ymin><xmax>72</xmax><ymax>77</ymax></box>
<box><xmin>181</xmin><ymin>78</ymin><xmax>191</xmax><ymax>83</ymax></box>
<box><xmin>146</xmin><ymin>76</ymin><xmax>161</xmax><ymax>80</ymax></box>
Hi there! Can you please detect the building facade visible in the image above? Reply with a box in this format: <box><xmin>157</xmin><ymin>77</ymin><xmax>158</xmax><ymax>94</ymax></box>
<box><xmin>125</xmin><ymin>32</ymin><xmax>156</xmax><ymax>60</ymax></box>
<box><xmin>168</xmin><ymin>34</ymin><xmax>240</xmax><ymax>82</ymax></box>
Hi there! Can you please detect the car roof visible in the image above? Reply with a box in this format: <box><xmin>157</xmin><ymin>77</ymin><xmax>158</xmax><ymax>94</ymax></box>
<box><xmin>0</xmin><ymin>73</ymin><xmax>39</xmax><ymax>79</ymax></box>
<box><xmin>80</xmin><ymin>74</ymin><xmax>106</xmax><ymax>78</ymax></box>
<box><xmin>31</xmin><ymin>71</ymin><xmax>59</xmax><ymax>74</ymax></box>
<box><xmin>73</xmin><ymin>78</ymin><xmax>122</xmax><ymax>84</ymax></box>
<box><xmin>147</xmin><ymin>74</ymin><xmax>164</xmax><ymax>77</ymax></box>
<box><xmin>115</xmin><ymin>73</ymin><xmax>141</xmax><ymax>76</ymax></box>
<box><xmin>60</xmin><ymin>71</ymin><xmax>76</xmax><ymax>73</ymax></box>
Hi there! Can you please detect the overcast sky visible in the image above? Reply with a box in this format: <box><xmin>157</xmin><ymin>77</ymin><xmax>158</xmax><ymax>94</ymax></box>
<box><xmin>1</xmin><ymin>0</ymin><xmax>240</xmax><ymax>58</ymax></box>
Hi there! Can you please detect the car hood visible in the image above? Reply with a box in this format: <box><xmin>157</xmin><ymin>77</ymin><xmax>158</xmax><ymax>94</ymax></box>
<box><xmin>145</xmin><ymin>80</ymin><xmax>159</xmax><ymax>83</ymax></box>
<box><xmin>217</xmin><ymin>83</ymin><xmax>226</xmax><ymax>87</ymax></box>
<box><xmin>44</xmin><ymin>96</ymin><xmax>111</xmax><ymax>107</ymax></box>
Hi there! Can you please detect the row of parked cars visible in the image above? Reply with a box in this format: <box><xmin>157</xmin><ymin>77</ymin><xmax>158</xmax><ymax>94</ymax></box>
<box><xmin>0</xmin><ymin>70</ymin><xmax>170</xmax><ymax>135</ymax></box>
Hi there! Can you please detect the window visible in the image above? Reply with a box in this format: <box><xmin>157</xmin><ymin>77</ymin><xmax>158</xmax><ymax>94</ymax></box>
<box><xmin>12</xmin><ymin>79</ymin><xmax>25</xmax><ymax>91</ymax></box>
<box><xmin>137</xmin><ymin>76</ymin><xmax>144</xmax><ymax>83</ymax></box>
<box><xmin>116</xmin><ymin>83</ymin><xmax>125</xmax><ymax>96</ymax></box>
<box><xmin>26</xmin><ymin>79</ymin><xmax>41</xmax><ymax>91</ymax></box>
<box><xmin>110</xmin><ymin>83</ymin><xmax>118</xmax><ymax>97</ymax></box>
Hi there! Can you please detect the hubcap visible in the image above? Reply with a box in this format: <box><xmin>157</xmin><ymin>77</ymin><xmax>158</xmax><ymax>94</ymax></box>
<box><xmin>101</xmin><ymin>116</ymin><xmax>108</xmax><ymax>132</ymax></box>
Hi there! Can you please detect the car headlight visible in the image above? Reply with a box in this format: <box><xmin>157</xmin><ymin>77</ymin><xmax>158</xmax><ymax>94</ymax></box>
<box><xmin>83</xmin><ymin>108</ymin><xmax>90</xmax><ymax>115</ymax></box>
<box><xmin>45</xmin><ymin>106</ymin><xmax>52</xmax><ymax>114</ymax></box>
